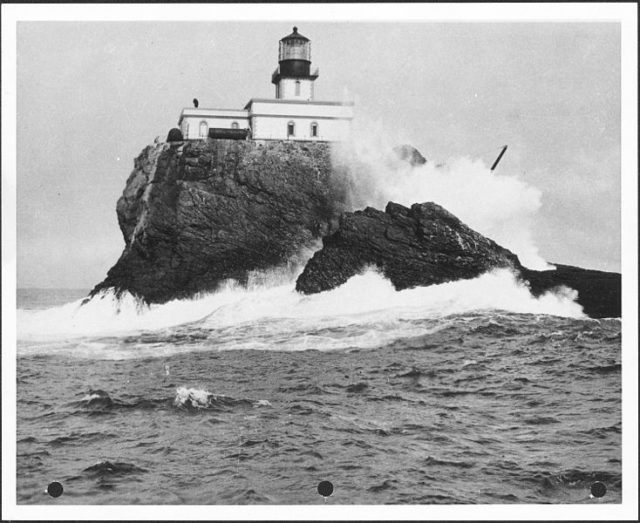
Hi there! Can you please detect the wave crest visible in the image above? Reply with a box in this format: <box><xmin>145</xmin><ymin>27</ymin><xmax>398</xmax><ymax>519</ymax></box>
<box><xmin>17</xmin><ymin>268</ymin><xmax>584</xmax><ymax>358</ymax></box>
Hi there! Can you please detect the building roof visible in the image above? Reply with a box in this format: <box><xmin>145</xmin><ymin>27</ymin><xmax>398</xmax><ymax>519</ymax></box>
<box><xmin>180</xmin><ymin>107</ymin><xmax>248</xmax><ymax>115</ymax></box>
<box><xmin>281</xmin><ymin>26</ymin><xmax>310</xmax><ymax>42</ymax></box>
<box><xmin>177</xmin><ymin>107</ymin><xmax>249</xmax><ymax>125</ymax></box>
<box><xmin>244</xmin><ymin>98</ymin><xmax>354</xmax><ymax>110</ymax></box>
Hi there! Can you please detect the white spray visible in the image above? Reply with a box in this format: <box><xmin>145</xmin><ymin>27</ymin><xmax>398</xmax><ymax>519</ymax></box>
<box><xmin>332</xmin><ymin>117</ymin><xmax>552</xmax><ymax>270</ymax></box>
<box><xmin>17</xmin><ymin>267</ymin><xmax>584</xmax><ymax>359</ymax></box>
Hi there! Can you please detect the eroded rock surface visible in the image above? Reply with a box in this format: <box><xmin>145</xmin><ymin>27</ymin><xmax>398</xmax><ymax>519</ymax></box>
<box><xmin>91</xmin><ymin>140</ymin><xmax>349</xmax><ymax>303</ymax></box>
<box><xmin>295</xmin><ymin>201</ymin><xmax>521</xmax><ymax>294</ymax></box>
<box><xmin>295</xmin><ymin>201</ymin><xmax>621</xmax><ymax>318</ymax></box>
<box><xmin>521</xmin><ymin>265</ymin><xmax>621</xmax><ymax>318</ymax></box>
<box><xmin>92</xmin><ymin>139</ymin><xmax>620</xmax><ymax>319</ymax></box>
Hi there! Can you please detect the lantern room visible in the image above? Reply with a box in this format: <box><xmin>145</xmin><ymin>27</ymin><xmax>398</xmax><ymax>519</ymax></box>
<box><xmin>279</xmin><ymin>26</ymin><xmax>311</xmax><ymax>75</ymax></box>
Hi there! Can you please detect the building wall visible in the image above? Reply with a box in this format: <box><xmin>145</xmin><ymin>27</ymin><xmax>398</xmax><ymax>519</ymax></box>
<box><xmin>251</xmin><ymin>115</ymin><xmax>350</xmax><ymax>141</ymax></box>
<box><xmin>181</xmin><ymin>116</ymin><xmax>250</xmax><ymax>139</ymax></box>
<box><xmin>276</xmin><ymin>78</ymin><xmax>314</xmax><ymax>101</ymax></box>
<box><xmin>249</xmin><ymin>100</ymin><xmax>353</xmax><ymax>119</ymax></box>
<box><xmin>177</xmin><ymin>102</ymin><xmax>353</xmax><ymax>141</ymax></box>
<box><xmin>248</xmin><ymin>100</ymin><xmax>353</xmax><ymax>141</ymax></box>
<box><xmin>179</xmin><ymin>109</ymin><xmax>250</xmax><ymax>139</ymax></box>
<box><xmin>246</xmin><ymin>101</ymin><xmax>352</xmax><ymax>141</ymax></box>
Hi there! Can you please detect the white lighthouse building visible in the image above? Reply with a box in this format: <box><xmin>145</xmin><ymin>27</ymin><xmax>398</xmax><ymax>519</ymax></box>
<box><xmin>178</xmin><ymin>27</ymin><xmax>354</xmax><ymax>142</ymax></box>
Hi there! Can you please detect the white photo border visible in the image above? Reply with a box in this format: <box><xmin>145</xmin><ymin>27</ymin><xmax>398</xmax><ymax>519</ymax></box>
<box><xmin>2</xmin><ymin>2</ymin><xmax>637</xmax><ymax>521</ymax></box>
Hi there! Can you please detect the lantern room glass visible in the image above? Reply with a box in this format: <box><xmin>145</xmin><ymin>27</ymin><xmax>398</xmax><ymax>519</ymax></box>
<box><xmin>279</xmin><ymin>40</ymin><xmax>311</xmax><ymax>62</ymax></box>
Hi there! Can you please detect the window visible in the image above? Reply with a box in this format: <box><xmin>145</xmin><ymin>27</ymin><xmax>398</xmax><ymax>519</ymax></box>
<box><xmin>184</xmin><ymin>123</ymin><xmax>190</xmax><ymax>139</ymax></box>
<box><xmin>199</xmin><ymin>121</ymin><xmax>208</xmax><ymax>139</ymax></box>
<box><xmin>295</xmin><ymin>80</ymin><xmax>301</xmax><ymax>96</ymax></box>
<box><xmin>231</xmin><ymin>121</ymin><xmax>239</xmax><ymax>129</ymax></box>
<box><xmin>287</xmin><ymin>121</ymin><xmax>295</xmax><ymax>137</ymax></box>
<box><xmin>310</xmin><ymin>122</ymin><xmax>318</xmax><ymax>137</ymax></box>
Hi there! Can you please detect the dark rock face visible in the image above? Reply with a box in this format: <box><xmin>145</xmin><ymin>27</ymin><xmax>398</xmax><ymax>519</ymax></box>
<box><xmin>520</xmin><ymin>264</ymin><xmax>621</xmax><ymax>318</ymax></box>
<box><xmin>295</xmin><ymin>201</ymin><xmax>521</xmax><ymax>294</ymax></box>
<box><xmin>91</xmin><ymin>140</ymin><xmax>348</xmax><ymax>303</ymax></box>
<box><xmin>296</xmin><ymin>201</ymin><xmax>621</xmax><ymax>318</ymax></box>
<box><xmin>93</xmin><ymin>138</ymin><xmax>620</xmax><ymax>319</ymax></box>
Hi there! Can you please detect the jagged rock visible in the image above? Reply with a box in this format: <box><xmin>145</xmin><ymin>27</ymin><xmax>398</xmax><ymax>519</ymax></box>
<box><xmin>393</xmin><ymin>144</ymin><xmax>427</xmax><ymax>166</ymax></box>
<box><xmin>295</xmin><ymin>201</ymin><xmax>621</xmax><ymax>318</ymax></box>
<box><xmin>90</xmin><ymin>140</ymin><xmax>349</xmax><ymax>303</ymax></box>
<box><xmin>520</xmin><ymin>264</ymin><xmax>621</xmax><ymax>318</ymax></box>
<box><xmin>92</xmin><ymin>138</ymin><xmax>620</xmax><ymax>319</ymax></box>
<box><xmin>295</xmin><ymin>201</ymin><xmax>520</xmax><ymax>294</ymax></box>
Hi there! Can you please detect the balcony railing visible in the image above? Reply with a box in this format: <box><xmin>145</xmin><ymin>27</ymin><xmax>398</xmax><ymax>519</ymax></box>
<box><xmin>272</xmin><ymin>66</ymin><xmax>319</xmax><ymax>83</ymax></box>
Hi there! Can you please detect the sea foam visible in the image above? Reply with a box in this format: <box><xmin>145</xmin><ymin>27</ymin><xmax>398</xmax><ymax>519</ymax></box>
<box><xmin>17</xmin><ymin>267</ymin><xmax>584</xmax><ymax>359</ymax></box>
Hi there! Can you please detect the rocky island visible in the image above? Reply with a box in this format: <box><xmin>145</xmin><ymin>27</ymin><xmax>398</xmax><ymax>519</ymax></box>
<box><xmin>91</xmin><ymin>138</ymin><xmax>621</xmax><ymax>319</ymax></box>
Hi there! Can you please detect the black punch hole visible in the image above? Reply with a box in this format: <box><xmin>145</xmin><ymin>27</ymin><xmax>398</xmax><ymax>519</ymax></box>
<box><xmin>590</xmin><ymin>481</ymin><xmax>606</xmax><ymax>498</ymax></box>
<box><xmin>47</xmin><ymin>481</ymin><xmax>63</xmax><ymax>498</ymax></box>
<box><xmin>317</xmin><ymin>480</ymin><xmax>333</xmax><ymax>497</ymax></box>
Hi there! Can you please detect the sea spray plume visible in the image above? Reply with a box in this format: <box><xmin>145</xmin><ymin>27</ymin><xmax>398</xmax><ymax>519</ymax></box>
<box><xmin>244</xmin><ymin>240</ymin><xmax>322</xmax><ymax>290</ymax></box>
<box><xmin>16</xmin><ymin>251</ymin><xmax>320</xmax><ymax>342</ymax></box>
<box><xmin>331</xmin><ymin>117</ymin><xmax>552</xmax><ymax>269</ymax></box>
<box><xmin>16</xmin><ymin>287</ymin><xmax>219</xmax><ymax>341</ymax></box>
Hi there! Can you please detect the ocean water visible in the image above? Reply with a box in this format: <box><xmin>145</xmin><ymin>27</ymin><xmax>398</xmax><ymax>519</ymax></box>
<box><xmin>16</xmin><ymin>269</ymin><xmax>621</xmax><ymax>505</ymax></box>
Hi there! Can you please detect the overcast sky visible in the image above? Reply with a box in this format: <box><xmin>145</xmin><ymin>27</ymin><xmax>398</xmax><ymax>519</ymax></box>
<box><xmin>14</xmin><ymin>19</ymin><xmax>622</xmax><ymax>288</ymax></box>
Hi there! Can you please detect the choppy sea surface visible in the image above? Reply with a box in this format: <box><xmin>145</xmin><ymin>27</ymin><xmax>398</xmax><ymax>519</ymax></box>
<box><xmin>16</xmin><ymin>269</ymin><xmax>621</xmax><ymax>504</ymax></box>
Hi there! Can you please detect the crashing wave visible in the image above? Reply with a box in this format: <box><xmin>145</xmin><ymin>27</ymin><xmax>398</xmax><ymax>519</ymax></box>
<box><xmin>17</xmin><ymin>268</ymin><xmax>584</xmax><ymax>359</ymax></box>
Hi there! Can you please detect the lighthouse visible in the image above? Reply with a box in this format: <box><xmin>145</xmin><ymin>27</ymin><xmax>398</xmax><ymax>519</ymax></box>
<box><xmin>271</xmin><ymin>27</ymin><xmax>319</xmax><ymax>101</ymax></box>
<box><xmin>178</xmin><ymin>27</ymin><xmax>353</xmax><ymax>142</ymax></box>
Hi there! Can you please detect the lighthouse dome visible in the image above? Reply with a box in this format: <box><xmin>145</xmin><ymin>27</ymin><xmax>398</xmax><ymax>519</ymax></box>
<box><xmin>281</xmin><ymin>26</ymin><xmax>310</xmax><ymax>42</ymax></box>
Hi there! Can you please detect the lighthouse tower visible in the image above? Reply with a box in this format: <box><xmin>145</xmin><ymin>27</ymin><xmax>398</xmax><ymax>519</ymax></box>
<box><xmin>178</xmin><ymin>26</ymin><xmax>353</xmax><ymax>142</ymax></box>
<box><xmin>271</xmin><ymin>27</ymin><xmax>319</xmax><ymax>101</ymax></box>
